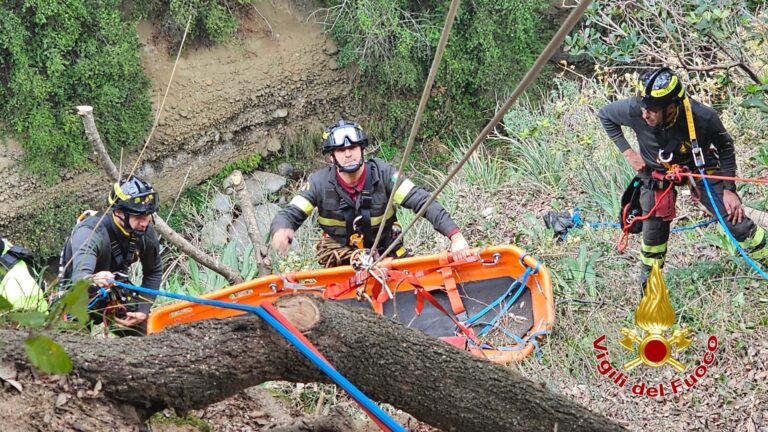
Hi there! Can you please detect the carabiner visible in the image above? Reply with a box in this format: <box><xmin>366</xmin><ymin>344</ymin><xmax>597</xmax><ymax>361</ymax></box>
<box><xmin>658</xmin><ymin>149</ymin><xmax>673</xmax><ymax>163</ymax></box>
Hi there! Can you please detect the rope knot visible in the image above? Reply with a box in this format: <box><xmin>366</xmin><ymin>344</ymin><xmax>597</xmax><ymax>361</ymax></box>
<box><xmin>665</xmin><ymin>164</ymin><xmax>689</xmax><ymax>184</ymax></box>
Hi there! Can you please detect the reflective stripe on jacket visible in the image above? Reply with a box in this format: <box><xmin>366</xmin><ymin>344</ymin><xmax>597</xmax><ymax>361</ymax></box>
<box><xmin>0</xmin><ymin>239</ymin><xmax>47</xmax><ymax>312</ymax></box>
<box><xmin>270</xmin><ymin>158</ymin><xmax>459</xmax><ymax>250</ymax></box>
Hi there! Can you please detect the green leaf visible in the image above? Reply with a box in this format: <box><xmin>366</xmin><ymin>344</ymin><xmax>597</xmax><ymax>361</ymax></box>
<box><xmin>59</xmin><ymin>280</ymin><xmax>90</xmax><ymax>325</ymax></box>
<box><xmin>24</xmin><ymin>335</ymin><xmax>72</xmax><ymax>374</ymax></box>
<box><xmin>0</xmin><ymin>295</ymin><xmax>12</xmax><ymax>311</ymax></box>
<box><xmin>732</xmin><ymin>292</ymin><xmax>745</xmax><ymax>308</ymax></box>
<box><xmin>8</xmin><ymin>311</ymin><xmax>47</xmax><ymax>327</ymax></box>
<box><xmin>742</xmin><ymin>96</ymin><xmax>768</xmax><ymax>113</ymax></box>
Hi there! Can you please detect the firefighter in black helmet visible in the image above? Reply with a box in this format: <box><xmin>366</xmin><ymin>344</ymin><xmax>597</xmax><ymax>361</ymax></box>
<box><xmin>270</xmin><ymin>119</ymin><xmax>470</xmax><ymax>267</ymax></box>
<box><xmin>599</xmin><ymin>67</ymin><xmax>767</xmax><ymax>290</ymax></box>
<box><xmin>59</xmin><ymin>175</ymin><xmax>163</xmax><ymax>335</ymax></box>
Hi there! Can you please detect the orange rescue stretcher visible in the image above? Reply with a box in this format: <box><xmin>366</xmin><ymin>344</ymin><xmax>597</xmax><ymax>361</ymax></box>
<box><xmin>147</xmin><ymin>245</ymin><xmax>554</xmax><ymax>363</ymax></box>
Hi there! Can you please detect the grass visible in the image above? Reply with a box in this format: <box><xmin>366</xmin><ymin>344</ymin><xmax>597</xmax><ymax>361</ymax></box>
<box><xmin>148</xmin><ymin>410</ymin><xmax>211</xmax><ymax>432</ymax></box>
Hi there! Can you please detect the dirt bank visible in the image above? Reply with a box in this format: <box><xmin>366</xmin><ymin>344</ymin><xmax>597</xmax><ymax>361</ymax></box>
<box><xmin>0</xmin><ymin>1</ymin><xmax>352</xmax><ymax>251</ymax></box>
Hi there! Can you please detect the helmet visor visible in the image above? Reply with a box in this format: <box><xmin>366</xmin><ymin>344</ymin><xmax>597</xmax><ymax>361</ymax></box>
<box><xmin>329</xmin><ymin>125</ymin><xmax>366</xmax><ymax>147</ymax></box>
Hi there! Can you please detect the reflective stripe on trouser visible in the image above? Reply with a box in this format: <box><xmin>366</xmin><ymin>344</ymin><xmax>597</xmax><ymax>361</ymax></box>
<box><xmin>641</xmin><ymin>240</ymin><xmax>667</xmax><ymax>268</ymax></box>
<box><xmin>739</xmin><ymin>226</ymin><xmax>768</xmax><ymax>261</ymax></box>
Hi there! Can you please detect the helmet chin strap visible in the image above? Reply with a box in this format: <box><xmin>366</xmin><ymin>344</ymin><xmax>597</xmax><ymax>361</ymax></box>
<box><xmin>115</xmin><ymin>211</ymin><xmax>134</xmax><ymax>235</ymax></box>
<box><xmin>115</xmin><ymin>211</ymin><xmax>146</xmax><ymax>237</ymax></box>
<box><xmin>332</xmin><ymin>148</ymin><xmax>365</xmax><ymax>174</ymax></box>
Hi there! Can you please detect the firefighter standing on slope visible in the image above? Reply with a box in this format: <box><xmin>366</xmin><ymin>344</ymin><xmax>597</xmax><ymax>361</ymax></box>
<box><xmin>599</xmin><ymin>67</ymin><xmax>767</xmax><ymax>288</ymax></box>
<box><xmin>270</xmin><ymin>119</ymin><xmax>470</xmax><ymax>267</ymax></box>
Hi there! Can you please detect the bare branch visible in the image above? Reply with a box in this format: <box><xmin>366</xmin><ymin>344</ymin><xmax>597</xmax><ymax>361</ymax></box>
<box><xmin>223</xmin><ymin>170</ymin><xmax>272</xmax><ymax>276</ymax></box>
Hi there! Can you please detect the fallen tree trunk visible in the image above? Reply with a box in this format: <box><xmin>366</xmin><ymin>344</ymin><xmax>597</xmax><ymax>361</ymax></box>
<box><xmin>0</xmin><ymin>296</ymin><xmax>624</xmax><ymax>431</ymax></box>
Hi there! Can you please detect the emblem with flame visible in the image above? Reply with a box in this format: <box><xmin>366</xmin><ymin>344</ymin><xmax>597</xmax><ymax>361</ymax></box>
<box><xmin>619</xmin><ymin>264</ymin><xmax>692</xmax><ymax>372</ymax></box>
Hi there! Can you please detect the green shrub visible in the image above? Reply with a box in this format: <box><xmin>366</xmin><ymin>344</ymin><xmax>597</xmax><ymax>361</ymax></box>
<box><xmin>0</xmin><ymin>0</ymin><xmax>152</xmax><ymax>182</ymax></box>
<box><xmin>320</xmin><ymin>0</ymin><xmax>548</xmax><ymax>143</ymax></box>
<box><xmin>131</xmin><ymin>0</ymin><xmax>255</xmax><ymax>46</ymax></box>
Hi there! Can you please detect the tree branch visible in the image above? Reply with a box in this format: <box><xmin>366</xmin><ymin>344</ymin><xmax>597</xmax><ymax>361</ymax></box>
<box><xmin>224</xmin><ymin>170</ymin><xmax>272</xmax><ymax>276</ymax></box>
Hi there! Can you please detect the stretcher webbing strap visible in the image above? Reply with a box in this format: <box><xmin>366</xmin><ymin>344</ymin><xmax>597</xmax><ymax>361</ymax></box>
<box><xmin>390</xmin><ymin>269</ymin><xmax>481</xmax><ymax>346</ymax></box>
<box><xmin>440</xmin><ymin>266</ymin><xmax>465</xmax><ymax>315</ymax></box>
<box><xmin>438</xmin><ymin>252</ymin><xmax>472</xmax><ymax>315</ymax></box>
<box><xmin>323</xmin><ymin>270</ymin><xmax>370</xmax><ymax>299</ymax></box>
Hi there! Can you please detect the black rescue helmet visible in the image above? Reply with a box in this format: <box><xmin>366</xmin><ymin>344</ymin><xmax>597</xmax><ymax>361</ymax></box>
<box><xmin>321</xmin><ymin>119</ymin><xmax>368</xmax><ymax>154</ymax></box>
<box><xmin>640</xmin><ymin>67</ymin><xmax>684</xmax><ymax>109</ymax></box>
<box><xmin>108</xmin><ymin>176</ymin><xmax>159</xmax><ymax>215</ymax></box>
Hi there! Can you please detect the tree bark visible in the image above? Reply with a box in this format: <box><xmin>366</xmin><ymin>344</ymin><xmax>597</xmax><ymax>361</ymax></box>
<box><xmin>0</xmin><ymin>296</ymin><xmax>624</xmax><ymax>432</ymax></box>
<box><xmin>745</xmin><ymin>207</ymin><xmax>768</xmax><ymax>230</ymax></box>
<box><xmin>224</xmin><ymin>170</ymin><xmax>271</xmax><ymax>276</ymax></box>
<box><xmin>76</xmin><ymin>105</ymin><xmax>244</xmax><ymax>285</ymax></box>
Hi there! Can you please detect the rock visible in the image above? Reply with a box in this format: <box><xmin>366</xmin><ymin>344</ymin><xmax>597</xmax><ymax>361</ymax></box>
<box><xmin>273</xmin><ymin>108</ymin><xmax>289</xmax><ymax>118</ymax></box>
<box><xmin>277</xmin><ymin>162</ymin><xmax>294</xmax><ymax>178</ymax></box>
<box><xmin>212</xmin><ymin>192</ymin><xmax>232</xmax><ymax>213</ymax></box>
<box><xmin>481</xmin><ymin>207</ymin><xmax>495</xmax><ymax>217</ymax></box>
<box><xmin>253</xmin><ymin>203</ymin><xmax>281</xmax><ymax>235</ymax></box>
<box><xmin>328</xmin><ymin>59</ymin><xmax>340</xmax><ymax>70</ymax></box>
<box><xmin>227</xmin><ymin>203</ymin><xmax>281</xmax><ymax>255</ymax></box>
<box><xmin>55</xmin><ymin>393</ymin><xmax>70</xmax><ymax>408</ymax></box>
<box><xmin>324</xmin><ymin>39</ymin><xmax>339</xmax><ymax>56</ymax></box>
<box><xmin>200</xmin><ymin>214</ymin><xmax>231</xmax><ymax>248</ymax></box>
<box><xmin>245</xmin><ymin>171</ymin><xmax>287</xmax><ymax>204</ymax></box>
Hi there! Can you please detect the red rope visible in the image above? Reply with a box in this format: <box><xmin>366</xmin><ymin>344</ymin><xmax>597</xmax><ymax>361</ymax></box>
<box><xmin>666</xmin><ymin>165</ymin><xmax>768</xmax><ymax>184</ymax></box>
<box><xmin>617</xmin><ymin>182</ymin><xmax>675</xmax><ymax>253</ymax></box>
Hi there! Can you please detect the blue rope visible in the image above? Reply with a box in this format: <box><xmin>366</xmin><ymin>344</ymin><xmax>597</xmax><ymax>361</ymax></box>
<box><xmin>87</xmin><ymin>287</ymin><xmax>109</xmax><ymax>310</ymax></box>
<box><xmin>671</xmin><ymin>218</ymin><xmax>717</xmax><ymax>233</ymax></box>
<box><xmin>699</xmin><ymin>172</ymin><xmax>768</xmax><ymax>280</ymax></box>
<box><xmin>464</xmin><ymin>267</ymin><xmax>532</xmax><ymax>330</ymax></box>
<box><xmin>497</xmin><ymin>329</ymin><xmax>551</xmax><ymax>359</ymax></box>
<box><xmin>472</xmin><ymin>274</ymin><xmax>530</xmax><ymax>338</ymax></box>
<box><xmin>111</xmin><ymin>280</ymin><xmax>406</xmax><ymax>432</ymax></box>
<box><xmin>570</xmin><ymin>207</ymin><xmax>715</xmax><ymax>233</ymax></box>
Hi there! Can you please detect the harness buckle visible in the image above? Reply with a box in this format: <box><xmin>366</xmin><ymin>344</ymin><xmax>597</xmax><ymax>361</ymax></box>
<box><xmin>691</xmin><ymin>146</ymin><xmax>705</xmax><ymax>168</ymax></box>
<box><xmin>455</xmin><ymin>311</ymin><xmax>469</xmax><ymax>325</ymax></box>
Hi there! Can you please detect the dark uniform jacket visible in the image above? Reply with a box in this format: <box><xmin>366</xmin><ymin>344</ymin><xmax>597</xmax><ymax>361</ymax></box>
<box><xmin>270</xmin><ymin>158</ymin><xmax>459</xmax><ymax>252</ymax></box>
<box><xmin>598</xmin><ymin>96</ymin><xmax>737</xmax><ymax>191</ymax></box>
<box><xmin>59</xmin><ymin>213</ymin><xmax>162</xmax><ymax>315</ymax></box>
